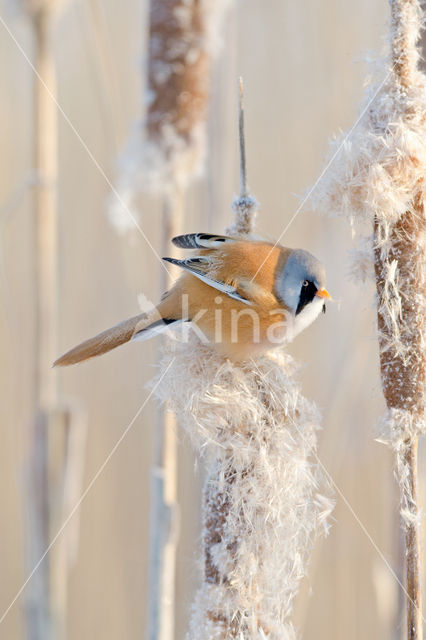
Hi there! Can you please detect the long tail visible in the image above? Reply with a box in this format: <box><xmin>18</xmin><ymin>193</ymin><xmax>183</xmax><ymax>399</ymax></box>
<box><xmin>53</xmin><ymin>306</ymin><xmax>174</xmax><ymax>367</ymax></box>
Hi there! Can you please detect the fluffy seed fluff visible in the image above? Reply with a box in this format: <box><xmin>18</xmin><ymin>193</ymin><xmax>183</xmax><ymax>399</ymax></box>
<box><xmin>108</xmin><ymin>0</ymin><xmax>232</xmax><ymax>234</ymax></box>
<box><xmin>377</xmin><ymin>408</ymin><xmax>425</xmax><ymax>529</ymax></box>
<box><xmin>153</xmin><ymin>332</ymin><xmax>333</xmax><ymax>639</ymax></box>
<box><xmin>226</xmin><ymin>196</ymin><xmax>260</xmax><ymax>237</ymax></box>
<box><xmin>309</xmin><ymin>27</ymin><xmax>426</xmax><ymax>427</ymax></box>
<box><xmin>309</xmin><ymin>0</ymin><xmax>425</xmax><ymax>533</ymax></box>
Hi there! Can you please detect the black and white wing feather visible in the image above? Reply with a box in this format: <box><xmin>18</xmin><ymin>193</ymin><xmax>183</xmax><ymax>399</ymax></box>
<box><xmin>171</xmin><ymin>233</ymin><xmax>235</xmax><ymax>250</ymax></box>
<box><xmin>163</xmin><ymin>256</ymin><xmax>251</xmax><ymax>305</ymax></box>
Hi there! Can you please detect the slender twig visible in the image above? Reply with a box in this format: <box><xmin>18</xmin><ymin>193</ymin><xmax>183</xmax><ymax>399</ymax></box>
<box><xmin>227</xmin><ymin>77</ymin><xmax>258</xmax><ymax>237</ymax></box>
<box><xmin>238</xmin><ymin>77</ymin><xmax>248</xmax><ymax>199</ymax></box>
<box><xmin>26</xmin><ymin>8</ymin><xmax>56</xmax><ymax>639</ymax></box>
<box><xmin>404</xmin><ymin>439</ymin><xmax>422</xmax><ymax>639</ymax></box>
<box><xmin>146</xmin><ymin>190</ymin><xmax>182</xmax><ymax>640</ymax></box>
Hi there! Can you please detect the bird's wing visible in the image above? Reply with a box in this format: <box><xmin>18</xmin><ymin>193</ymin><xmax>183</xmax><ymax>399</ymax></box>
<box><xmin>163</xmin><ymin>256</ymin><xmax>252</xmax><ymax>305</ymax></box>
<box><xmin>171</xmin><ymin>233</ymin><xmax>235</xmax><ymax>249</ymax></box>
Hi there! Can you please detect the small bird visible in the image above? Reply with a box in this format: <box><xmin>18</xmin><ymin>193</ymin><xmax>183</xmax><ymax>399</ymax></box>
<box><xmin>54</xmin><ymin>233</ymin><xmax>330</xmax><ymax>366</ymax></box>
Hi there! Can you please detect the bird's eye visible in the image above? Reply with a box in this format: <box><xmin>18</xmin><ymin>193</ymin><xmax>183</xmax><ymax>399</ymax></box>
<box><xmin>302</xmin><ymin>280</ymin><xmax>309</xmax><ymax>287</ymax></box>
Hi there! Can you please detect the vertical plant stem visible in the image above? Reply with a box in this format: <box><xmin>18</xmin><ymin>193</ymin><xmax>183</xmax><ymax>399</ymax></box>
<box><xmin>304</xmin><ymin>0</ymin><xmax>426</xmax><ymax>634</ymax></box>
<box><xmin>151</xmin><ymin>72</ymin><xmax>332</xmax><ymax>637</ymax></box>
<box><xmin>237</xmin><ymin>77</ymin><xmax>247</xmax><ymax>199</ymax></box>
<box><xmin>203</xmin><ymin>77</ymin><xmax>255</xmax><ymax>596</ymax></box>
<box><xmin>33</xmin><ymin>8</ymin><xmax>57</xmax><ymax>410</ymax></box>
<box><xmin>147</xmin><ymin>409</ymin><xmax>177</xmax><ymax>640</ymax></box>
<box><xmin>201</xmin><ymin>79</ymin><xmax>257</xmax><ymax>636</ymax></box>
<box><xmin>147</xmin><ymin>189</ymin><xmax>182</xmax><ymax>640</ymax></box>
<box><xmin>27</xmin><ymin>7</ymin><xmax>79</xmax><ymax>639</ymax></box>
<box><xmin>145</xmin><ymin>0</ymin><xmax>212</xmax><ymax>634</ymax></box>
<box><xmin>373</xmin><ymin>2</ymin><xmax>425</xmax><ymax>637</ymax></box>
<box><xmin>26</xmin><ymin>8</ymin><xmax>57</xmax><ymax>640</ymax></box>
<box><xmin>374</xmin><ymin>200</ymin><xmax>425</xmax><ymax>640</ymax></box>
<box><xmin>404</xmin><ymin>438</ymin><xmax>422</xmax><ymax>640</ymax></box>
<box><xmin>227</xmin><ymin>78</ymin><xmax>258</xmax><ymax>237</ymax></box>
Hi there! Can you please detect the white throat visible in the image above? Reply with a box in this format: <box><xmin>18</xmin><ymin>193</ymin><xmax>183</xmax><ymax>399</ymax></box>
<box><xmin>290</xmin><ymin>296</ymin><xmax>324</xmax><ymax>340</ymax></box>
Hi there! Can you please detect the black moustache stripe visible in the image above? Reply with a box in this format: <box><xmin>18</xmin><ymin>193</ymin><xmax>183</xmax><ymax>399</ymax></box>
<box><xmin>296</xmin><ymin>281</ymin><xmax>317</xmax><ymax>315</ymax></box>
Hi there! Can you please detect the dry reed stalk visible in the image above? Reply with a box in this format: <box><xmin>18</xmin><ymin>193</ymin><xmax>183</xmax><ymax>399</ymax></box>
<box><xmin>376</xmin><ymin>5</ymin><xmax>425</xmax><ymax>636</ymax></box>
<box><xmin>374</xmin><ymin>199</ymin><xmax>424</xmax><ymax>638</ymax></box>
<box><xmin>147</xmin><ymin>191</ymin><xmax>183</xmax><ymax>640</ymax></box>
<box><xmin>196</xmin><ymin>80</ymin><xmax>259</xmax><ymax>637</ymax></box>
<box><xmin>138</xmin><ymin>2</ymin><xmax>231</xmax><ymax>637</ymax></box>
<box><xmin>146</xmin><ymin>0</ymin><xmax>209</xmax><ymax>157</ymax></box>
<box><xmin>26</xmin><ymin>7</ymin><xmax>57</xmax><ymax>639</ymax></box>
<box><xmin>309</xmin><ymin>1</ymin><xmax>426</xmax><ymax>637</ymax></box>
<box><xmin>144</xmin><ymin>1</ymin><xmax>212</xmax><ymax>637</ymax></box>
<box><xmin>24</xmin><ymin>3</ymin><xmax>85</xmax><ymax>639</ymax></box>
<box><xmin>225</xmin><ymin>78</ymin><xmax>258</xmax><ymax>237</ymax></box>
<box><xmin>152</xmin><ymin>82</ymin><xmax>332</xmax><ymax>639</ymax></box>
<box><xmin>108</xmin><ymin>0</ymin><xmax>232</xmax><ymax>233</ymax></box>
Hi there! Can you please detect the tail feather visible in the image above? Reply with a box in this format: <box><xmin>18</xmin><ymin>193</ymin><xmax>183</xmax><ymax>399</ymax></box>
<box><xmin>54</xmin><ymin>308</ymin><xmax>163</xmax><ymax>367</ymax></box>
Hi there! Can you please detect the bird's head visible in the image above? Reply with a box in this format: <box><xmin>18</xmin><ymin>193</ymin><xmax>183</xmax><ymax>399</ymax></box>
<box><xmin>276</xmin><ymin>248</ymin><xmax>331</xmax><ymax>338</ymax></box>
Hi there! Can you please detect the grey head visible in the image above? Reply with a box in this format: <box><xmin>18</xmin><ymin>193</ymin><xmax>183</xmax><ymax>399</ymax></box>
<box><xmin>276</xmin><ymin>249</ymin><xmax>327</xmax><ymax>315</ymax></box>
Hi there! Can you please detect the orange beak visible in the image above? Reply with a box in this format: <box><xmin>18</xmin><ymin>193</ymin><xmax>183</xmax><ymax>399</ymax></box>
<box><xmin>316</xmin><ymin>288</ymin><xmax>332</xmax><ymax>300</ymax></box>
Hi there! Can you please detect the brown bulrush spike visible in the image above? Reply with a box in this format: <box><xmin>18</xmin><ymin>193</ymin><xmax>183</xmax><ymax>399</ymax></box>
<box><xmin>309</xmin><ymin>1</ymin><xmax>426</xmax><ymax>637</ymax></box>
<box><xmin>146</xmin><ymin>0</ymin><xmax>209</xmax><ymax>144</ymax></box>
<box><xmin>152</xmin><ymin>80</ymin><xmax>332</xmax><ymax>639</ymax></box>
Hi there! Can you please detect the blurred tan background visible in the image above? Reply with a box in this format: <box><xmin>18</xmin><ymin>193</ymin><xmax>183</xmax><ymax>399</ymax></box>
<box><xmin>1</xmin><ymin>0</ymin><xmax>424</xmax><ymax>638</ymax></box>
